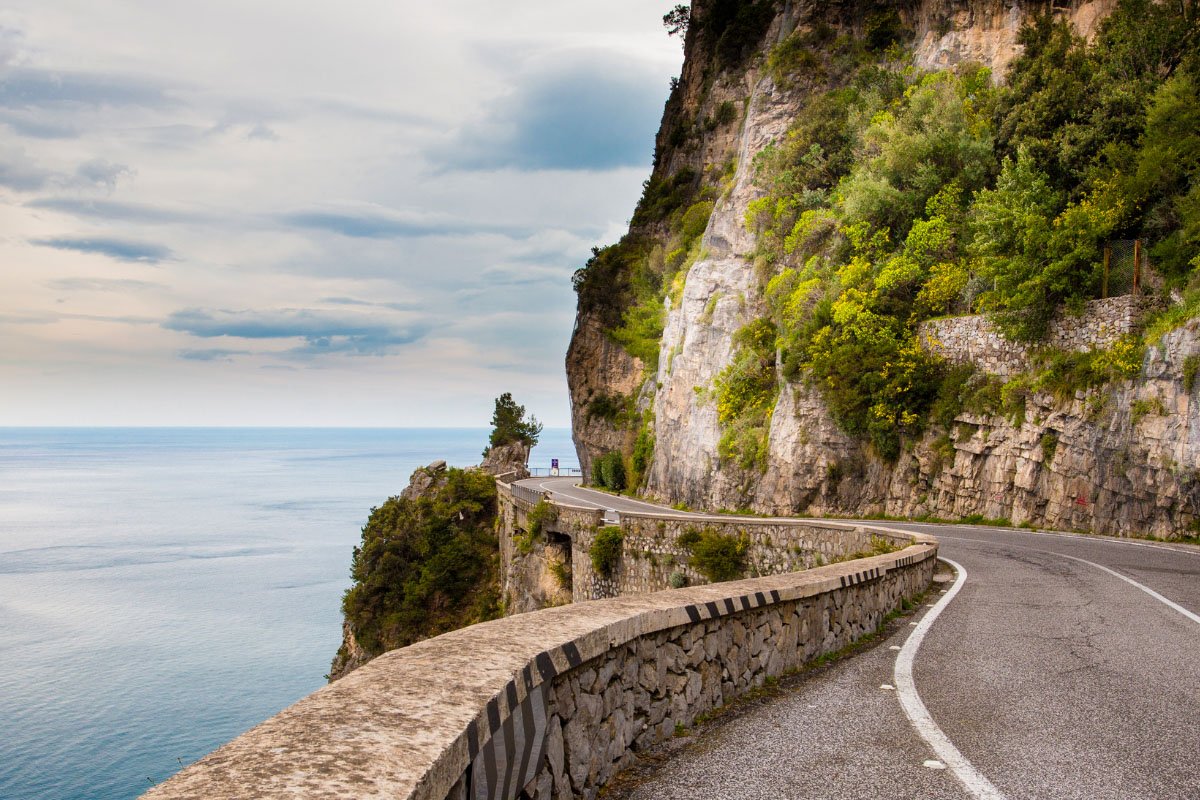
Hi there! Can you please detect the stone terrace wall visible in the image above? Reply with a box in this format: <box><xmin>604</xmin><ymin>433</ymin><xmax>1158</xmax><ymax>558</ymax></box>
<box><xmin>570</xmin><ymin>513</ymin><xmax>909</xmax><ymax>600</ymax></box>
<box><xmin>919</xmin><ymin>296</ymin><xmax>1161</xmax><ymax>377</ymax></box>
<box><xmin>142</xmin><ymin>532</ymin><xmax>936</xmax><ymax>800</ymax></box>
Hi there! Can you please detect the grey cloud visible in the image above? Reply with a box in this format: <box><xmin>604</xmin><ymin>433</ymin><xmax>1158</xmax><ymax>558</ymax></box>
<box><xmin>246</xmin><ymin>123</ymin><xmax>279</xmax><ymax>141</ymax></box>
<box><xmin>27</xmin><ymin>197</ymin><xmax>208</xmax><ymax>224</ymax></box>
<box><xmin>0</xmin><ymin>67</ymin><xmax>174</xmax><ymax>110</ymax></box>
<box><xmin>0</xmin><ymin>155</ymin><xmax>53</xmax><ymax>190</ymax></box>
<box><xmin>178</xmin><ymin>348</ymin><xmax>251</xmax><ymax>361</ymax></box>
<box><xmin>47</xmin><ymin>277</ymin><xmax>162</xmax><ymax>292</ymax></box>
<box><xmin>311</xmin><ymin>97</ymin><xmax>437</xmax><ymax>127</ymax></box>
<box><xmin>281</xmin><ymin>208</ymin><xmax>530</xmax><ymax>240</ymax></box>
<box><xmin>73</xmin><ymin>159</ymin><xmax>133</xmax><ymax>191</ymax></box>
<box><xmin>0</xmin><ymin>309</ymin><xmax>155</xmax><ymax>325</ymax></box>
<box><xmin>0</xmin><ymin>27</ymin><xmax>24</xmax><ymax>65</ymax></box>
<box><xmin>320</xmin><ymin>296</ymin><xmax>421</xmax><ymax>311</ymax></box>
<box><xmin>478</xmin><ymin>265</ymin><xmax>567</xmax><ymax>288</ymax></box>
<box><xmin>433</xmin><ymin>52</ymin><xmax>665</xmax><ymax>172</ymax></box>
<box><xmin>32</xmin><ymin>236</ymin><xmax>173</xmax><ymax>263</ymax></box>
<box><xmin>0</xmin><ymin>154</ymin><xmax>132</xmax><ymax>193</ymax></box>
<box><xmin>0</xmin><ymin>110</ymin><xmax>77</xmax><ymax>138</ymax></box>
<box><xmin>162</xmin><ymin>307</ymin><xmax>429</xmax><ymax>357</ymax></box>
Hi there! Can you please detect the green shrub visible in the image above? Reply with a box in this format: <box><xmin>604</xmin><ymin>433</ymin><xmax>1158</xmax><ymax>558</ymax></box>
<box><xmin>526</xmin><ymin>499</ymin><xmax>558</xmax><ymax>538</ymax></box>
<box><xmin>341</xmin><ymin>468</ymin><xmax>501</xmax><ymax>657</ymax></box>
<box><xmin>586</xmin><ymin>393</ymin><xmax>630</xmax><ymax>422</ymax></box>
<box><xmin>714</xmin><ymin>319</ymin><xmax>779</xmax><ymax>469</ymax></box>
<box><xmin>713</xmin><ymin>100</ymin><xmax>738</xmax><ymax>127</ymax></box>
<box><xmin>1039</xmin><ymin>431</ymin><xmax>1059</xmax><ymax>464</ymax></box>
<box><xmin>1130</xmin><ymin>397</ymin><xmax>1166</xmax><ymax>425</ymax></box>
<box><xmin>668</xmin><ymin>570</ymin><xmax>688</xmax><ymax>589</ymax></box>
<box><xmin>590</xmin><ymin>526</ymin><xmax>624</xmax><ymax>577</ymax></box>
<box><xmin>1184</xmin><ymin>355</ymin><xmax>1200</xmax><ymax>394</ymax></box>
<box><xmin>676</xmin><ymin>527</ymin><xmax>749</xmax><ymax>583</ymax></box>
<box><xmin>631</xmin><ymin>417</ymin><xmax>655</xmax><ymax>489</ymax></box>
<box><xmin>705</xmin><ymin>0</ymin><xmax>776</xmax><ymax>68</ymax></box>
<box><xmin>864</xmin><ymin>9</ymin><xmax>908</xmax><ymax>52</ymax></box>
<box><xmin>592</xmin><ymin>451</ymin><xmax>627</xmax><ymax>492</ymax></box>
<box><xmin>549</xmin><ymin>560</ymin><xmax>571</xmax><ymax>591</ymax></box>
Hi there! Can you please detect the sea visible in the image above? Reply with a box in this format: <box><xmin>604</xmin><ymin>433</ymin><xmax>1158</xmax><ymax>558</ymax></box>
<box><xmin>0</xmin><ymin>427</ymin><xmax>577</xmax><ymax>800</ymax></box>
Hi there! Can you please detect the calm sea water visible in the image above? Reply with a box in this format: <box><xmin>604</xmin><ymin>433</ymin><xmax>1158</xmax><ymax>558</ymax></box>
<box><xmin>0</xmin><ymin>427</ymin><xmax>577</xmax><ymax>800</ymax></box>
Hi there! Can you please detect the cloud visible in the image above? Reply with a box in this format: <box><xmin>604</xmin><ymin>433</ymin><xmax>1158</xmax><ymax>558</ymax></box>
<box><xmin>320</xmin><ymin>296</ymin><xmax>421</xmax><ymax>311</ymax></box>
<box><xmin>73</xmin><ymin>158</ymin><xmax>133</xmax><ymax>191</ymax></box>
<box><xmin>0</xmin><ymin>67</ymin><xmax>174</xmax><ymax>110</ymax></box>
<box><xmin>0</xmin><ymin>151</ymin><xmax>53</xmax><ymax>190</ymax></box>
<box><xmin>27</xmin><ymin>197</ymin><xmax>207</xmax><ymax>224</ymax></box>
<box><xmin>0</xmin><ymin>25</ymin><xmax>29</xmax><ymax>69</ymax></box>
<box><xmin>281</xmin><ymin>206</ymin><xmax>529</xmax><ymax>239</ymax></box>
<box><xmin>0</xmin><ymin>110</ymin><xmax>79</xmax><ymax>138</ymax></box>
<box><xmin>245</xmin><ymin>123</ymin><xmax>279</xmax><ymax>141</ymax></box>
<box><xmin>178</xmin><ymin>348</ymin><xmax>251</xmax><ymax>361</ymax></box>
<box><xmin>31</xmin><ymin>236</ymin><xmax>174</xmax><ymax>263</ymax></box>
<box><xmin>162</xmin><ymin>307</ymin><xmax>429</xmax><ymax>356</ymax></box>
<box><xmin>0</xmin><ymin>153</ymin><xmax>132</xmax><ymax>193</ymax></box>
<box><xmin>433</xmin><ymin>51</ymin><xmax>665</xmax><ymax>172</ymax></box>
<box><xmin>46</xmin><ymin>277</ymin><xmax>163</xmax><ymax>292</ymax></box>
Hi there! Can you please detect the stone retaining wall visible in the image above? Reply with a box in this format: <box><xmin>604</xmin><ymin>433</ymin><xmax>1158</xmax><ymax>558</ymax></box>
<box><xmin>919</xmin><ymin>295</ymin><xmax>1161</xmax><ymax>377</ymax></box>
<box><xmin>142</xmin><ymin>529</ymin><xmax>936</xmax><ymax>800</ymax></box>
<box><xmin>498</xmin><ymin>483</ymin><xmax>911</xmax><ymax>604</ymax></box>
<box><xmin>570</xmin><ymin>513</ymin><xmax>910</xmax><ymax>600</ymax></box>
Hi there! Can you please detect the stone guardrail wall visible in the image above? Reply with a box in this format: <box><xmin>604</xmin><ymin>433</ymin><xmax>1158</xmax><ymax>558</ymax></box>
<box><xmin>143</xmin><ymin>520</ymin><xmax>937</xmax><ymax>800</ymax></box>
<box><xmin>919</xmin><ymin>295</ymin><xmax>1161</xmax><ymax>377</ymax></box>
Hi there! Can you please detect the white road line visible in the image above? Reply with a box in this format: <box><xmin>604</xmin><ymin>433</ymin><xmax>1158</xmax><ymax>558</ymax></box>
<box><xmin>894</xmin><ymin>558</ymin><xmax>1007</xmax><ymax>800</ymax></box>
<box><xmin>909</xmin><ymin>523</ymin><xmax>1200</xmax><ymax>558</ymax></box>
<box><xmin>933</xmin><ymin>534</ymin><xmax>1200</xmax><ymax>623</ymax></box>
<box><xmin>1060</xmin><ymin>554</ymin><xmax>1200</xmax><ymax>626</ymax></box>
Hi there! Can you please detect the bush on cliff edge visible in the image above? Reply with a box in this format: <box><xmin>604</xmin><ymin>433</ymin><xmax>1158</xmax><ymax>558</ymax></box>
<box><xmin>340</xmin><ymin>468</ymin><xmax>501</xmax><ymax>657</ymax></box>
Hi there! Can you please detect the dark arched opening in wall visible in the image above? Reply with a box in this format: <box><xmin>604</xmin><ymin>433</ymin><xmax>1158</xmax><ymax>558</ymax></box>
<box><xmin>545</xmin><ymin>530</ymin><xmax>573</xmax><ymax>598</ymax></box>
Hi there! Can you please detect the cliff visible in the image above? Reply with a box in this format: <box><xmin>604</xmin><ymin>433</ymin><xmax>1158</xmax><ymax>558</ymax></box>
<box><xmin>567</xmin><ymin>0</ymin><xmax>1200</xmax><ymax>537</ymax></box>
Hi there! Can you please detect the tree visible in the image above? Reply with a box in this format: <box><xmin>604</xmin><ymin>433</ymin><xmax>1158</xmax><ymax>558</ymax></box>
<box><xmin>663</xmin><ymin>4</ymin><xmax>689</xmax><ymax>40</ymax></box>
<box><xmin>488</xmin><ymin>392</ymin><xmax>543</xmax><ymax>452</ymax></box>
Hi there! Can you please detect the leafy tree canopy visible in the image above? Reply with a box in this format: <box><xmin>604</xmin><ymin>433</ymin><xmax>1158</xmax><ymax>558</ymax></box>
<box><xmin>489</xmin><ymin>392</ymin><xmax>543</xmax><ymax>450</ymax></box>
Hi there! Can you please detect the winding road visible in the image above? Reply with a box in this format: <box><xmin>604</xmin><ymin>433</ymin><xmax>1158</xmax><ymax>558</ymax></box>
<box><xmin>517</xmin><ymin>478</ymin><xmax>1200</xmax><ymax>800</ymax></box>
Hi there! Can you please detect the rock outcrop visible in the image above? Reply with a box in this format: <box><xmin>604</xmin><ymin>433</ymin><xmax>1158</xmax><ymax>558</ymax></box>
<box><xmin>480</xmin><ymin>441</ymin><xmax>532</xmax><ymax>480</ymax></box>
<box><xmin>567</xmin><ymin>0</ymin><xmax>1199</xmax><ymax>537</ymax></box>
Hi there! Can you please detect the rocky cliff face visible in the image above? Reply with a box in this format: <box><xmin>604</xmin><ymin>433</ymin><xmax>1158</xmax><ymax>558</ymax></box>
<box><xmin>567</xmin><ymin>0</ymin><xmax>1200</xmax><ymax>537</ymax></box>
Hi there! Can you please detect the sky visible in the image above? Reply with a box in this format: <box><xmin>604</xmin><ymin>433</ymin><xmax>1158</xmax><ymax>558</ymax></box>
<box><xmin>0</xmin><ymin>1</ymin><xmax>685</xmax><ymax>427</ymax></box>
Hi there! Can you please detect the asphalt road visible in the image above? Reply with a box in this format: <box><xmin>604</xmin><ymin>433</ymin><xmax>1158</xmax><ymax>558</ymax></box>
<box><xmin>517</xmin><ymin>478</ymin><xmax>1200</xmax><ymax>799</ymax></box>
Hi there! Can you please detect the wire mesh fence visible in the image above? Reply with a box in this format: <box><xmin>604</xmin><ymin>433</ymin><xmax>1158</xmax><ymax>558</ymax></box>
<box><xmin>1102</xmin><ymin>239</ymin><xmax>1149</xmax><ymax>298</ymax></box>
<box><xmin>939</xmin><ymin>239</ymin><xmax>1156</xmax><ymax>315</ymax></box>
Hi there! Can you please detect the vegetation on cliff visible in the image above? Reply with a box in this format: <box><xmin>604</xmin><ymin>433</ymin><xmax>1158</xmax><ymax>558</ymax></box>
<box><xmin>333</xmin><ymin>394</ymin><xmax>541</xmax><ymax>677</ymax></box>
<box><xmin>338</xmin><ymin>467</ymin><xmax>501</xmax><ymax>661</ymax></box>
<box><xmin>748</xmin><ymin>1</ymin><xmax>1197</xmax><ymax>460</ymax></box>
<box><xmin>575</xmin><ymin>0</ymin><xmax>1199</xmax><ymax>472</ymax></box>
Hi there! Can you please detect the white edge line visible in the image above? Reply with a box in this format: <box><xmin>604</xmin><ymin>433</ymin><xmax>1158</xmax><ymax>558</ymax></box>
<box><xmin>894</xmin><ymin>558</ymin><xmax>1007</xmax><ymax>800</ymax></box>
<box><xmin>1060</xmin><ymin>554</ymin><xmax>1200</xmax><ymax>625</ymax></box>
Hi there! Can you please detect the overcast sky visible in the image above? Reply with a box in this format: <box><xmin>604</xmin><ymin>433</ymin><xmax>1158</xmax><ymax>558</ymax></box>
<box><xmin>0</xmin><ymin>1</ymin><xmax>683</xmax><ymax>427</ymax></box>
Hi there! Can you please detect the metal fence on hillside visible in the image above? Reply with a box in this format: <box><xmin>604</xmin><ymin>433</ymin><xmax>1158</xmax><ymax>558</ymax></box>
<box><xmin>1102</xmin><ymin>239</ymin><xmax>1150</xmax><ymax>298</ymax></box>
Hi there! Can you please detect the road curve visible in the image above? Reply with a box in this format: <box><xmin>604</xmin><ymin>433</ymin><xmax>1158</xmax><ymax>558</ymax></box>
<box><xmin>518</xmin><ymin>478</ymin><xmax>1200</xmax><ymax>799</ymax></box>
